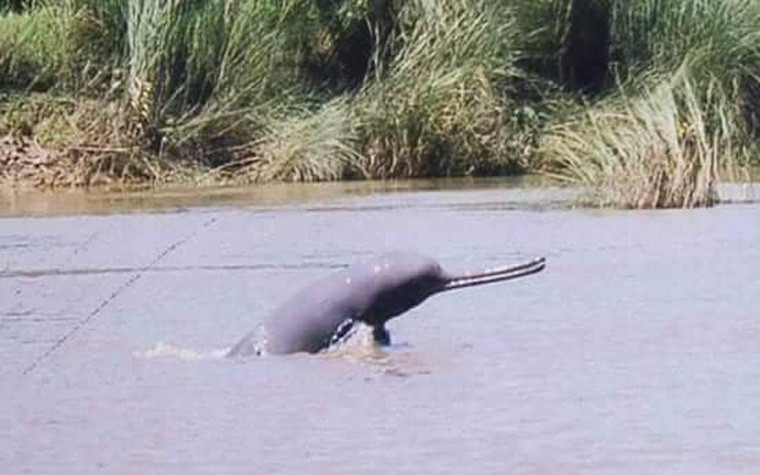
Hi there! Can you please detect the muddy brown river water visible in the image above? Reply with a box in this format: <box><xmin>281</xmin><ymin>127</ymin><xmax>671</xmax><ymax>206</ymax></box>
<box><xmin>1</xmin><ymin>178</ymin><xmax>759</xmax><ymax>474</ymax></box>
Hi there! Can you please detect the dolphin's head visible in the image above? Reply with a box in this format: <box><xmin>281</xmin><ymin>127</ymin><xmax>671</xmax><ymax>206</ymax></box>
<box><xmin>357</xmin><ymin>253</ymin><xmax>447</xmax><ymax>325</ymax></box>
<box><xmin>359</xmin><ymin>253</ymin><xmax>546</xmax><ymax>326</ymax></box>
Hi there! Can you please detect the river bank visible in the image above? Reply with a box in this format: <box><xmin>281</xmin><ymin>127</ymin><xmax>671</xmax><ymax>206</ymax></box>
<box><xmin>2</xmin><ymin>1</ymin><xmax>760</xmax><ymax>207</ymax></box>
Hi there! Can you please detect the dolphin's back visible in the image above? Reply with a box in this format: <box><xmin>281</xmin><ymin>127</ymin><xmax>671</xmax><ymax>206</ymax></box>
<box><xmin>264</xmin><ymin>272</ymin><xmax>360</xmax><ymax>354</ymax></box>
<box><xmin>228</xmin><ymin>268</ymin><xmax>365</xmax><ymax>356</ymax></box>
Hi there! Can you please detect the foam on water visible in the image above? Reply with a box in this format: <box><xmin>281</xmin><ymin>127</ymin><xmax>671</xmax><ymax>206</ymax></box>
<box><xmin>320</xmin><ymin>323</ymin><xmax>430</xmax><ymax>377</ymax></box>
<box><xmin>133</xmin><ymin>341</ymin><xmax>228</xmax><ymax>361</ymax></box>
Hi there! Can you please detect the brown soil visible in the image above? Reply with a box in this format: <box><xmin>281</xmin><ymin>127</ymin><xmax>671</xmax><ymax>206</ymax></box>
<box><xmin>0</xmin><ymin>133</ymin><xmax>206</xmax><ymax>188</ymax></box>
<box><xmin>0</xmin><ymin>134</ymin><xmax>71</xmax><ymax>187</ymax></box>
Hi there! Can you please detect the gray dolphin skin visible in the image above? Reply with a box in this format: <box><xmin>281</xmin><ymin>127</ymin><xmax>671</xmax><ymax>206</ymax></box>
<box><xmin>227</xmin><ymin>252</ymin><xmax>546</xmax><ymax>357</ymax></box>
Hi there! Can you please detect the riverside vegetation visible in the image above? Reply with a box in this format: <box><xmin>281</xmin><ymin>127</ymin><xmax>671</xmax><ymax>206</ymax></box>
<box><xmin>1</xmin><ymin>0</ymin><xmax>759</xmax><ymax>208</ymax></box>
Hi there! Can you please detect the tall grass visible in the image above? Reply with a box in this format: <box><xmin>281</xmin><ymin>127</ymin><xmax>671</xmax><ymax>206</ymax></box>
<box><xmin>542</xmin><ymin>71</ymin><xmax>745</xmax><ymax>208</ymax></box>
<box><xmin>233</xmin><ymin>98</ymin><xmax>360</xmax><ymax>183</ymax></box>
<box><xmin>350</xmin><ymin>0</ymin><xmax>539</xmax><ymax>178</ymax></box>
<box><xmin>1</xmin><ymin>1</ymin><xmax>26</xmax><ymax>13</ymax></box>
<box><xmin>610</xmin><ymin>0</ymin><xmax>760</xmax><ymax>131</ymax></box>
<box><xmin>513</xmin><ymin>0</ymin><xmax>612</xmax><ymax>92</ymax></box>
<box><xmin>121</xmin><ymin>0</ymin><xmax>317</xmax><ymax>153</ymax></box>
<box><xmin>535</xmin><ymin>0</ymin><xmax>759</xmax><ymax>207</ymax></box>
<box><xmin>0</xmin><ymin>0</ymin><xmax>125</xmax><ymax>90</ymax></box>
<box><xmin>1</xmin><ymin>0</ymin><xmax>758</xmax><ymax>201</ymax></box>
<box><xmin>0</xmin><ymin>5</ymin><xmax>64</xmax><ymax>88</ymax></box>
<box><xmin>612</xmin><ymin>0</ymin><xmax>760</xmax><ymax>77</ymax></box>
<box><xmin>186</xmin><ymin>0</ymin><xmax>545</xmax><ymax>182</ymax></box>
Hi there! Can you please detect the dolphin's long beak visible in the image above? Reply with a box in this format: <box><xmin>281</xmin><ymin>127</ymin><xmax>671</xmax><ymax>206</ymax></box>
<box><xmin>441</xmin><ymin>257</ymin><xmax>546</xmax><ymax>291</ymax></box>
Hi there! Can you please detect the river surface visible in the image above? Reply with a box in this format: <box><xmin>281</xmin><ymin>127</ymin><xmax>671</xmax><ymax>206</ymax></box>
<box><xmin>1</xmin><ymin>178</ymin><xmax>760</xmax><ymax>474</ymax></box>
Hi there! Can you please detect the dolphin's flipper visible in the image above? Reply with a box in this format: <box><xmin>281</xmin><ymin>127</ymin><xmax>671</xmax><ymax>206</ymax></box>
<box><xmin>372</xmin><ymin>324</ymin><xmax>391</xmax><ymax>346</ymax></box>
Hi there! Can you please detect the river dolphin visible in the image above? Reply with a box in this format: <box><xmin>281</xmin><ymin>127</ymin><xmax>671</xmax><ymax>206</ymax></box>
<box><xmin>227</xmin><ymin>252</ymin><xmax>546</xmax><ymax>356</ymax></box>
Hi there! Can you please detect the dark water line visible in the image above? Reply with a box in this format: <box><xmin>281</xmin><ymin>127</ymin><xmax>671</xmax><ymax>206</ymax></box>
<box><xmin>2</xmin><ymin>317</ymin><xmax>80</xmax><ymax>323</ymax></box>
<box><xmin>0</xmin><ymin>262</ymin><xmax>348</xmax><ymax>279</ymax></box>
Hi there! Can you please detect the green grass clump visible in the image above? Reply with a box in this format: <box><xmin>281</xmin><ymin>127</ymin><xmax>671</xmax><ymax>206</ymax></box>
<box><xmin>0</xmin><ymin>6</ymin><xmax>65</xmax><ymax>88</ymax></box>
<box><xmin>542</xmin><ymin>71</ymin><xmax>745</xmax><ymax>208</ymax></box>
<box><xmin>234</xmin><ymin>98</ymin><xmax>360</xmax><ymax>183</ymax></box>
<box><xmin>0</xmin><ymin>1</ymin><xmax>125</xmax><ymax>90</ymax></box>
<box><xmin>614</xmin><ymin>0</ymin><xmax>760</xmax><ymax>140</ymax></box>
<box><xmin>612</xmin><ymin>0</ymin><xmax>760</xmax><ymax>76</ymax></box>
<box><xmin>533</xmin><ymin>0</ymin><xmax>759</xmax><ymax>207</ymax></box>
<box><xmin>350</xmin><ymin>0</ymin><xmax>540</xmax><ymax>178</ymax></box>
<box><xmin>121</xmin><ymin>0</ymin><xmax>317</xmax><ymax>153</ymax></box>
<box><xmin>204</xmin><ymin>0</ymin><xmax>547</xmax><ymax>182</ymax></box>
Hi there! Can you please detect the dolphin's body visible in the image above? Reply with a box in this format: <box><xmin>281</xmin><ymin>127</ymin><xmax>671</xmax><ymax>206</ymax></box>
<box><xmin>227</xmin><ymin>252</ymin><xmax>546</xmax><ymax>356</ymax></box>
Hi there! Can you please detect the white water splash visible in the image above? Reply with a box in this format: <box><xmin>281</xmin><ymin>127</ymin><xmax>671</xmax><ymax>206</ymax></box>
<box><xmin>133</xmin><ymin>342</ymin><xmax>228</xmax><ymax>361</ymax></box>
